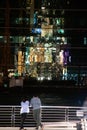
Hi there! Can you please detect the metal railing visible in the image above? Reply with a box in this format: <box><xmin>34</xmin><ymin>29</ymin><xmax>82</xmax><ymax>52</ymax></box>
<box><xmin>0</xmin><ymin>105</ymin><xmax>83</xmax><ymax>127</ymax></box>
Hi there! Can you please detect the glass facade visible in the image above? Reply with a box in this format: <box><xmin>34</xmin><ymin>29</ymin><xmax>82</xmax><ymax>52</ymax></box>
<box><xmin>0</xmin><ymin>0</ymin><xmax>87</xmax><ymax>85</ymax></box>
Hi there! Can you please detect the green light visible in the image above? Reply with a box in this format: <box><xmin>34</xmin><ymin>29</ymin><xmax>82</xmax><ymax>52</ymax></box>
<box><xmin>58</xmin><ymin>29</ymin><xmax>64</xmax><ymax>34</ymax></box>
<box><xmin>4</xmin><ymin>84</ymin><xmax>7</xmax><ymax>87</ymax></box>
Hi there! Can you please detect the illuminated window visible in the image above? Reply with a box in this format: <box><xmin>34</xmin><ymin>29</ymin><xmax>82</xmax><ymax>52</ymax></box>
<box><xmin>84</xmin><ymin>37</ymin><xmax>87</xmax><ymax>45</ymax></box>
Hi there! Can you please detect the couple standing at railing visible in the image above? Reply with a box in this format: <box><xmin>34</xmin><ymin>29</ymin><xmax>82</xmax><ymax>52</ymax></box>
<box><xmin>19</xmin><ymin>95</ymin><xmax>44</xmax><ymax>130</ymax></box>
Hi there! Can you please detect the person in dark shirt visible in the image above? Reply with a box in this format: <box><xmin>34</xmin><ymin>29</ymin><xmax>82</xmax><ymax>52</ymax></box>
<box><xmin>30</xmin><ymin>95</ymin><xmax>43</xmax><ymax>130</ymax></box>
<box><xmin>82</xmin><ymin>97</ymin><xmax>87</xmax><ymax>118</ymax></box>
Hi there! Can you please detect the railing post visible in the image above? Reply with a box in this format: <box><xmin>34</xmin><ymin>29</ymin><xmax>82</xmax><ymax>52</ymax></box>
<box><xmin>11</xmin><ymin>106</ymin><xmax>15</xmax><ymax>127</ymax></box>
<box><xmin>65</xmin><ymin>107</ymin><xmax>69</xmax><ymax>122</ymax></box>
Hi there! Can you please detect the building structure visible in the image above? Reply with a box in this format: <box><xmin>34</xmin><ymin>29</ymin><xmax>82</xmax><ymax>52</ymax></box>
<box><xmin>0</xmin><ymin>0</ymin><xmax>87</xmax><ymax>85</ymax></box>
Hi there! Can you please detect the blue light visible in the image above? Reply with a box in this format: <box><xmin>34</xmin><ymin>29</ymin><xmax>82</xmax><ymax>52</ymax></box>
<box><xmin>32</xmin><ymin>28</ymin><xmax>41</xmax><ymax>34</ymax></box>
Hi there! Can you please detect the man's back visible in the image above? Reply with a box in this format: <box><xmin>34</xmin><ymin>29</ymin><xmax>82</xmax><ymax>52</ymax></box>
<box><xmin>30</xmin><ymin>96</ymin><xmax>41</xmax><ymax>110</ymax></box>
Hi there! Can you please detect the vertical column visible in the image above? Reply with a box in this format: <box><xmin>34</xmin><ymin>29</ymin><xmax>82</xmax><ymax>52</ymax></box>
<box><xmin>30</xmin><ymin>0</ymin><xmax>34</xmax><ymax>31</ymax></box>
<box><xmin>2</xmin><ymin>0</ymin><xmax>12</xmax><ymax>77</ymax></box>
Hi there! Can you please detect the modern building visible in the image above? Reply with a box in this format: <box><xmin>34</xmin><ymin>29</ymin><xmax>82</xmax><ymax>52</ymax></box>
<box><xmin>0</xmin><ymin>0</ymin><xmax>87</xmax><ymax>86</ymax></box>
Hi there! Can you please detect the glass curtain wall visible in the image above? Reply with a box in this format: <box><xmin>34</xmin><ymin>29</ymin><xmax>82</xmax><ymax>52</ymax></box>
<box><xmin>0</xmin><ymin>0</ymin><xmax>70</xmax><ymax>81</ymax></box>
<box><xmin>0</xmin><ymin>0</ymin><xmax>87</xmax><ymax>85</ymax></box>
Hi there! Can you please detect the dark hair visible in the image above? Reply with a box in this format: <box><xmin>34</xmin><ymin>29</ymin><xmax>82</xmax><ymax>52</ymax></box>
<box><xmin>33</xmin><ymin>95</ymin><xmax>38</xmax><ymax>97</ymax></box>
<box><xmin>22</xmin><ymin>96</ymin><xmax>28</xmax><ymax>102</ymax></box>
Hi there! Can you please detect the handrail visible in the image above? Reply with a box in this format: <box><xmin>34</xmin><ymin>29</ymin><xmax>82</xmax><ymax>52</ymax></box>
<box><xmin>0</xmin><ymin>105</ymin><xmax>85</xmax><ymax>127</ymax></box>
<box><xmin>0</xmin><ymin>105</ymin><xmax>84</xmax><ymax>108</ymax></box>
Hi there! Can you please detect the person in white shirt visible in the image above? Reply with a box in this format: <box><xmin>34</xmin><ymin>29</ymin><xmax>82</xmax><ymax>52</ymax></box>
<box><xmin>30</xmin><ymin>95</ymin><xmax>43</xmax><ymax>130</ymax></box>
<box><xmin>20</xmin><ymin>96</ymin><xmax>29</xmax><ymax>130</ymax></box>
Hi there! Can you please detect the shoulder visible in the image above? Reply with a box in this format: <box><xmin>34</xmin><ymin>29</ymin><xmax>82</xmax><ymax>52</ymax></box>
<box><xmin>83</xmin><ymin>101</ymin><xmax>87</xmax><ymax>106</ymax></box>
<box><xmin>26</xmin><ymin>100</ymin><xmax>29</xmax><ymax>104</ymax></box>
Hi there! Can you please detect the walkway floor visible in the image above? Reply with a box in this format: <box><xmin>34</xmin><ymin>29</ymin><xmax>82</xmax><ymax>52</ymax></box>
<box><xmin>0</xmin><ymin>127</ymin><xmax>77</xmax><ymax>130</ymax></box>
<box><xmin>0</xmin><ymin>121</ymin><xmax>78</xmax><ymax>130</ymax></box>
